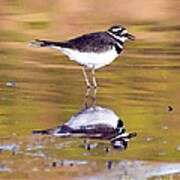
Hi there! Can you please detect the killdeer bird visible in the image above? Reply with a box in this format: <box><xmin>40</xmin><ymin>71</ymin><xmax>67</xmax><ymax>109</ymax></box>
<box><xmin>29</xmin><ymin>25</ymin><xmax>135</xmax><ymax>88</ymax></box>
<box><xmin>32</xmin><ymin>105</ymin><xmax>136</xmax><ymax>150</ymax></box>
<box><xmin>32</xmin><ymin>105</ymin><xmax>137</xmax><ymax>150</ymax></box>
<box><xmin>32</xmin><ymin>89</ymin><xmax>137</xmax><ymax>150</ymax></box>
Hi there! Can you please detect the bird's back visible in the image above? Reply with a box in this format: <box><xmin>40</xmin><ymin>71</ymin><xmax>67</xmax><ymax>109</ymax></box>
<box><xmin>64</xmin><ymin>32</ymin><xmax>116</xmax><ymax>53</ymax></box>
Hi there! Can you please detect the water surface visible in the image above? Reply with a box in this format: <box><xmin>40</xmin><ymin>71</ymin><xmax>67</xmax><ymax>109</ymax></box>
<box><xmin>0</xmin><ymin>0</ymin><xmax>180</xmax><ymax>179</ymax></box>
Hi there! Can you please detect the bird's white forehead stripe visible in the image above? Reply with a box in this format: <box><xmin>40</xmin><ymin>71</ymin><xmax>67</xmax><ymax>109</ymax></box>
<box><xmin>111</xmin><ymin>27</ymin><xmax>122</xmax><ymax>32</ymax></box>
<box><xmin>110</xmin><ymin>133</ymin><xmax>129</xmax><ymax>141</ymax></box>
<box><xmin>121</xmin><ymin>30</ymin><xmax>128</xmax><ymax>35</ymax></box>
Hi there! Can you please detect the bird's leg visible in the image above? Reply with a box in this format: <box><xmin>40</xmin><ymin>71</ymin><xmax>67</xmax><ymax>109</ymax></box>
<box><xmin>92</xmin><ymin>87</ymin><xmax>97</xmax><ymax>107</ymax></box>
<box><xmin>91</xmin><ymin>65</ymin><xmax>97</xmax><ymax>89</ymax></box>
<box><xmin>84</xmin><ymin>87</ymin><xmax>90</xmax><ymax>109</ymax></box>
<box><xmin>82</xmin><ymin>66</ymin><xmax>91</xmax><ymax>89</ymax></box>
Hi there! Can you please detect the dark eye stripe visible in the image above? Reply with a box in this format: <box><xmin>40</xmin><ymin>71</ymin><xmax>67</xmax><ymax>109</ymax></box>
<box><xmin>122</xmin><ymin>33</ymin><xmax>128</xmax><ymax>37</ymax></box>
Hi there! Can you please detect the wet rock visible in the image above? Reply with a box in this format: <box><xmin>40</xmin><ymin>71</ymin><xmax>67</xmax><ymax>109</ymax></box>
<box><xmin>0</xmin><ymin>165</ymin><xmax>12</xmax><ymax>172</ymax></box>
<box><xmin>83</xmin><ymin>152</ymin><xmax>90</xmax><ymax>156</ymax></box>
<box><xmin>0</xmin><ymin>144</ymin><xmax>18</xmax><ymax>152</ymax></box>
<box><xmin>18</xmin><ymin>141</ymin><xmax>23</xmax><ymax>145</ymax></box>
<box><xmin>12</xmin><ymin>150</ymin><xmax>16</xmax><ymax>155</ymax></box>
<box><xmin>118</xmin><ymin>161</ymin><xmax>131</xmax><ymax>166</ymax></box>
<box><xmin>60</xmin><ymin>160</ymin><xmax>65</xmax><ymax>166</ymax></box>
<box><xmin>134</xmin><ymin>160</ymin><xmax>141</xmax><ymax>167</ymax></box>
<box><xmin>55</xmin><ymin>144</ymin><xmax>63</xmax><ymax>149</ymax></box>
<box><xmin>104</xmin><ymin>147</ymin><xmax>110</xmax><ymax>152</ymax></box>
<box><xmin>32</xmin><ymin>167</ymin><xmax>38</xmax><ymax>172</ymax></box>
<box><xmin>162</xmin><ymin>126</ymin><xmax>168</xmax><ymax>130</ymax></box>
<box><xmin>124</xmin><ymin>170</ymin><xmax>128</xmax><ymax>175</ymax></box>
<box><xmin>93</xmin><ymin>152</ymin><xmax>98</xmax><ymax>155</ymax></box>
<box><xmin>44</xmin><ymin>168</ymin><xmax>50</xmax><ymax>172</ymax></box>
<box><xmin>77</xmin><ymin>160</ymin><xmax>88</xmax><ymax>165</ymax></box>
<box><xmin>32</xmin><ymin>151</ymin><xmax>45</xmax><ymax>157</ymax></box>
<box><xmin>159</xmin><ymin>152</ymin><xmax>166</xmax><ymax>156</ymax></box>
<box><xmin>52</xmin><ymin>162</ymin><xmax>57</xmax><ymax>167</ymax></box>
<box><xmin>69</xmin><ymin>162</ymin><xmax>74</xmax><ymax>166</ymax></box>
<box><xmin>12</xmin><ymin>133</ymin><xmax>16</xmax><ymax>136</ymax></box>
<box><xmin>144</xmin><ymin>137</ymin><xmax>152</xmax><ymax>141</ymax></box>
<box><xmin>45</xmin><ymin>155</ymin><xmax>50</xmax><ymax>159</ymax></box>
<box><xmin>0</xmin><ymin>165</ymin><xmax>5</xmax><ymax>169</ymax></box>
<box><xmin>49</xmin><ymin>138</ymin><xmax>56</xmax><ymax>143</ymax></box>
<box><xmin>107</xmin><ymin>161</ymin><xmax>113</xmax><ymax>170</ymax></box>
<box><xmin>82</xmin><ymin>139</ymin><xmax>89</xmax><ymax>143</ymax></box>
<box><xmin>6</xmin><ymin>82</ymin><xmax>16</xmax><ymax>86</ymax></box>
<box><xmin>85</xmin><ymin>143</ymin><xmax>98</xmax><ymax>150</ymax></box>
<box><xmin>168</xmin><ymin>106</ymin><xmax>173</xmax><ymax>111</ymax></box>
<box><xmin>41</xmin><ymin>161</ymin><xmax>47</xmax><ymax>166</ymax></box>
<box><xmin>26</xmin><ymin>145</ymin><xmax>32</xmax><ymax>151</ymax></box>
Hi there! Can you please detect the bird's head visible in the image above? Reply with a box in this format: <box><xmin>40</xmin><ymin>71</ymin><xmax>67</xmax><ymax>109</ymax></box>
<box><xmin>107</xmin><ymin>25</ymin><xmax>135</xmax><ymax>43</ymax></box>
<box><xmin>110</xmin><ymin>132</ymin><xmax>137</xmax><ymax>150</ymax></box>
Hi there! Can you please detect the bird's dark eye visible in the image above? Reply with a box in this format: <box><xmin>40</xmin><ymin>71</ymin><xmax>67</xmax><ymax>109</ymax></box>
<box><xmin>123</xmin><ymin>33</ymin><xmax>128</xmax><ymax>37</ymax></box>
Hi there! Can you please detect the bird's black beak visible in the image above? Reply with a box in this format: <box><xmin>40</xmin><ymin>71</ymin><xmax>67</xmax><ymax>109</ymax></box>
<box><xmin>127</xmin><ymin>33</ymin><xmax>135</xmax><ymax>40</ymax></box>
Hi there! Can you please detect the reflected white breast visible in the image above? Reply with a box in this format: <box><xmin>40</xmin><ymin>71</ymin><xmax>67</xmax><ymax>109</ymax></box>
<box><xmin>66</xmin><ymin>106</ymin><xmax>119</xmax><ymax>129</ymax></box>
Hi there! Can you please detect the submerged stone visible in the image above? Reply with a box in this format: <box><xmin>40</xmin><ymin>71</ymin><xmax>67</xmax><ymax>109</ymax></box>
<box><xmin>168</xmin><ymin>106</ymin><xmax>173</xmax><ymax>111</ymax></box>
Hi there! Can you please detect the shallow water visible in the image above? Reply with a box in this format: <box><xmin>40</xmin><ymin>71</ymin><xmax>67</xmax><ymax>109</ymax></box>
<box><xmin>0</xmin><ymin>0</ymin><xmax>180</xmax><ymax>179</ymax></box>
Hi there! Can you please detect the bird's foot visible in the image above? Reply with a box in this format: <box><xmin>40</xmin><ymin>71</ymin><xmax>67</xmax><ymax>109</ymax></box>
<box><xmin>94</xmin><ymin>85</ymin><xmax>98</xmax><ymax>89</ymax></box>
<box><xmin>86</xmin><ymin>85</ymin><xmax>91</xmax><ymax>89</ymax></box>
<box><xmin>86</xmin><ymin>85</ymin><xmax>98</xmax><ymax>89</ymax></box>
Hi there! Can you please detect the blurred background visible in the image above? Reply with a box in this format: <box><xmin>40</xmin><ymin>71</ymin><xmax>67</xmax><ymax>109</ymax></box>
<box><xmin>0</xmin><ymin>0</ymin><xmax>180</xmax><ymax>179</ymax></box>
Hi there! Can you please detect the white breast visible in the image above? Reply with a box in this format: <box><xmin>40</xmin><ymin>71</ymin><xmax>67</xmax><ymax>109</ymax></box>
<box><xmin>65</xmin><ymin>106</ymin><xmax>119</xmax><ymax>129</ymax></box>
<box><xmin>59</xmin><ymin>47</ymin><xmax>119</xmax><ymax>69</ymax></box>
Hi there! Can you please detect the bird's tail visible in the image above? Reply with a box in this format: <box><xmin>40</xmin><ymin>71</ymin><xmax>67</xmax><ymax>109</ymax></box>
<box><xmin>29</xmin><ymin>39</ymin><xmax>65</xmax><ymax>49</ymax></box>
<box><xmin>32</xmin><ymin>124</ymin><xmax>73</xmax><ymax>136</ymax></box>
<box><xmin>32</xmin><ymin>127</ymin><xmax>56</xmax><ymax>135</ymax></box>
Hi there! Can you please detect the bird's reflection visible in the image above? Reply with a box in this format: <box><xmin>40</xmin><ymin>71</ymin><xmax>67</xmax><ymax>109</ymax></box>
<box><xmin>32</xmin><ymin>89</ymin><xmax>137</xmax><ymax>150</ymax></box>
